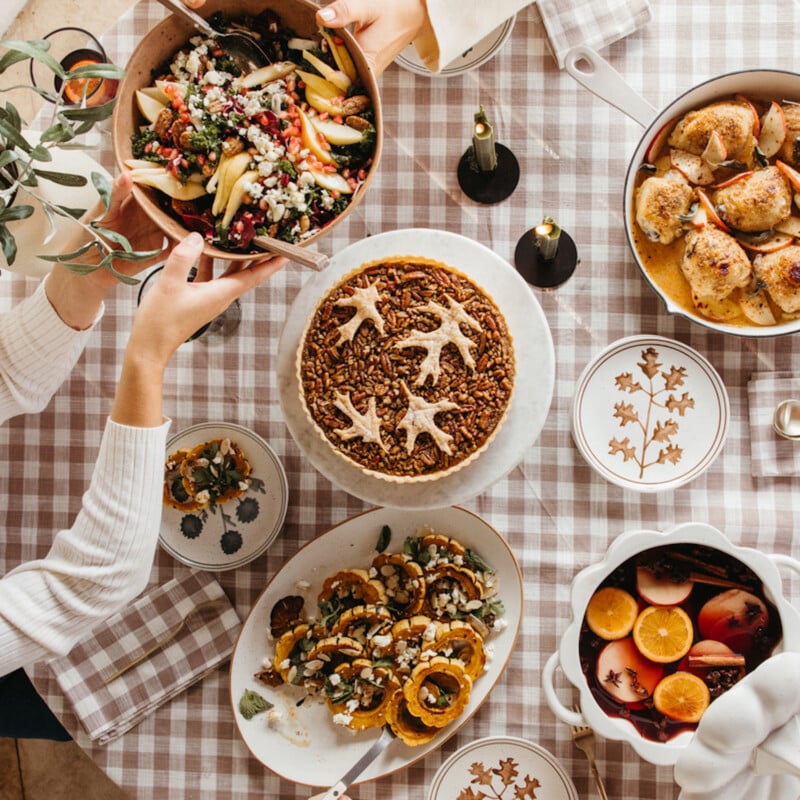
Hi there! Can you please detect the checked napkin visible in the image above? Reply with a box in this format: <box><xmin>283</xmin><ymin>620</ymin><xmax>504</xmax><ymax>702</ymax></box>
<box><xmin>537</xmin><ymin>0</ymin><xmax>652</xmax><ymax>68</ymax></box>
<box><xmin>48</xmin><ymin>571</ymin><xmax>241</xmax><ymax>744</ymax></box>
<box><xmin>747</xmin><ymin>372</ymin><xmax>800</xmax><ymax>478</ymax></box>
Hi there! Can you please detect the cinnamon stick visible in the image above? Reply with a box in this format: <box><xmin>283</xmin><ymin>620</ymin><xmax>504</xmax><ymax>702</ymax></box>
<box><xmin>687</xmin><ymin>654</ymin><xmax>746</xmax><ymax>668</ymax></box>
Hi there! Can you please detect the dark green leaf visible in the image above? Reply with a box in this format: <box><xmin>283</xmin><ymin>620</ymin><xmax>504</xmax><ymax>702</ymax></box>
<box><xmin>0</xmin><ymin>149</ymin><xmax>18</xmax><ymax>169</ymax></box>
<box><xmin>60</xmin><ymin>98</ymin><xmax>116</xmax><ymax>123</ymax></box>
<box><xmin>102</xmin><ymin>261</ymin><xmax>141</xmax><ymax>285</ymax></box>
<box><xmin>39</xmin><ymin>121</ymin><xmax>75</xmax><ymax>144</ymax></box>
<box><xmin>0</xmin><ymin>117</ymin><xmax>32</xmax><ymax>152</ymax></box>
<box><xmin>55</xmin><ymin>260</ymin><xmax>102</xmax><ymax>275</ymax></box>
<box><xmin>90</xmin><ymin>224</ymin><xmax>132</xmax><ymax>250</ymax></box>
<box><xmin>0</xmin><ymin>204</ymin><xmax>33</xmax><ymax>222</ymax></box>
<box><xmin>0</xmin><ymin>39</ymin><xmax>65</xmax><ymax>78</ymax></box>
<box><xmin>33</xmin><ymin>168</ymin><xmax>87</xmax><ymax>186</ymax></box>
<box><xmin>37</xmin><ymin>240</ymin><xmax>99</xmax><ymax>262</ymax></box>
<box><xmin>29</xmin><ymin>144</ymin><xmax>53</xmax><ymax>162</ymax></box>
<box><xmin>91</xmin><ymin>171</ymin><xmax>111</xmax><ymax>208</ymax></box>
<box><xmin>52</xmin><ymin>205</ymin><xmax>87</xmax><ymax>219</ymax></box>
<box><xmin>0</xmin><ymin>224</ymin><xmax>17</xmax><ymax>265</ymax></box>
<box><xmin>375</xmin><ymin>525</ymin><xmax>392</xmax><ymax>553</ymax></box>
<box><xmin>66</xmin><ymin>62</ymin><xmax>124</xmax><ymax>81</ymax></box>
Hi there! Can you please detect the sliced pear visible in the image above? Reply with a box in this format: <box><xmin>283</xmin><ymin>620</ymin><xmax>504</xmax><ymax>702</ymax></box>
<box><xmin>319</xmin><ymin>28</ymin><xmax>358</xmax><ymax>82</ymax></box>
<box><xmin>221</xmin><ymin>169</ymin><xmax>259</xmax><ymax>229</ymax></box>
<box><xmin>303</xmin><ymin>50</ymin><xmax>351</xmax><ymax>93</ymax></box>
<box><xmin>139</xmin><ymin>85</ymin><xmax>171</xmax><ymax>104</ymax></box>
<box><xmin>211</xmin><ymin>152</ymin><xmax>252</xmax><ymax>216</ymax></box>
<box><xmin>740</xmin><ymin>282</ymin><xmax>777</xmax><ymax>325</ymax></box>
<box><xmin>298</xmin><ymin>107</ymin><xmax>335</xmax><ymax>164</ymax></box>
<box><xmin>310</xmin><ymin>169</ymin><xmax>353</xmax><ymax>194</ymax></box>
<box><xmin>304</xmin><ymin>87</ymin><xmax>345</xmax><ymax>117</ymax></box>
<box><xmin>130</xmin><ymin>169</ymin><xmax>207</xmax><ymax>200</ymax></box>
<box><xmin>288</xmin><ymin>37</ymin><xmax>317</xmax><ymax>51</ymax></box>
<box><xmin>239</xmin><ymin>61</ymin><xmax>296</xmax><ymax>89</ymax></box>
<box><xmin>691</xmin><ymin>290</ymin><xmax>741</xmax><ymax>322</ymax></box>
<box><xmin>311</xmin><ymin>117</ymin><xmax>364</xmax><ymax>146</ymax></box>
<box><xmin>295</xmin><ymin>69</ymin><xmax>341</xmax><ymax>100</ymax></box>
<box><xmin>135</xmin><ymin>89</ymin><xmax>168</xmax><ymax>124</ymax></box>
<box><xmin>124</xmin><ymin>158</ymin><xmax>164</xmax><ymax>171</ymax></box>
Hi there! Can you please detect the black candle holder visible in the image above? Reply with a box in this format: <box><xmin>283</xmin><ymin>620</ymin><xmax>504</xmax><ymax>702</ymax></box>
<box><xmin>513</xmin><ymin>227</ymin><xmax>579</xmax><ymax>289</ymax></box>
<box><xmin>457</xmin><ymin>143</ymin><xmax>519</xmax><ymax>204</ymax></box>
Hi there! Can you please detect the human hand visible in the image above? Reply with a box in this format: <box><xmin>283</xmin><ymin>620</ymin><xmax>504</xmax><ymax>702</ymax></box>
<box><xmin>308</xmin><ymin>794</ymin><xmax>352</xmax><ymax>800</ymax></box>
<box><xmin>316</xmin><ymin>0</ymin><xmax>430</xmax><ymax>77</ymax></box>
<box><xmin>46</xmin><ymin>171</ymin><xmax>171</xmax><ymax>330</ymax></box>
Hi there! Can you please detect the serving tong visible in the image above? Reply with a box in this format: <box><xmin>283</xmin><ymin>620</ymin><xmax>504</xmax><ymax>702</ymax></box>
<box><xmin>318</xmin><ymin>726</ymin><xmax>397</xmax><ymax>800</ymax></box>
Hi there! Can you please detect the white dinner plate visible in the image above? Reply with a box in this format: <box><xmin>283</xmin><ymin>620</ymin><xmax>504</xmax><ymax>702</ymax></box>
<box><xmin>229</xmin><ymin>505</ymin><xmax>523</xmax><ymax>787</ymax></box>
<box><xmin>395</xmin><ymin>16</ymin><xmax>516</xmax><ymax>77</ymax></box>
<box><xmin>571</xmin><ymin>336</ymin><xmax>730</xmax><ymax>492</ymax></box>
<box><xmin>159</xmin><ymin>422</ymin><xmax>288</xmax><ymax>570</ymax></box>
<box><xmin>428</xmin><ymin>736</ymin><xmax>578</xmax><ymax>800</ymax></box>
<box><xmin>277</xmin><ymin>228</ymin><xmax>555</xmax><ymax>509</ymax></box>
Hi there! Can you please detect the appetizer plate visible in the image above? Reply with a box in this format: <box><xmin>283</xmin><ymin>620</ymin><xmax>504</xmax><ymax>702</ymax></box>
<box><xmin>428</xmin><ymin>736</ymin><xmax>578</xmax><ymax>800</ymax></box>
<box><xmin>229</xmin><ymin>505</ymin><xmax>523</xmax><ymax>787</ymax></box>
<box><xmin>395</xmin><ymin>16</ymin><xmax>516</xmax><ymax>77</ymax></box>
<box><xmin>277</xmin><ymin>228</ymin><xmax>555</xmax><ymax>509</ymax></box>
<box><xmin>571</xmin><ymin>336</ymin><xmax>729</xmax><ymax>492</ymax></box>
<box><xmin>159</xmin><ymin>422</ymin><xmax>288</xmax><ymax>571</ymax></box>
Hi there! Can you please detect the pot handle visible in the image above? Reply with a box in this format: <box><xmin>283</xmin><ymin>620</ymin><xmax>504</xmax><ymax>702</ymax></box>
<box><xmin>564</xmin><ymin>45</ymin><xmax>656</xmax><ymax>129</ymax></box>
<box><xmin>542</xmin><ymin>652</ymin><xmax>584</xmax><ymax>727</ymax></box>
<box><xmin>769</xmin><ymin>553</ymin><xmax>800</xmax><ymax>579</ymax></box>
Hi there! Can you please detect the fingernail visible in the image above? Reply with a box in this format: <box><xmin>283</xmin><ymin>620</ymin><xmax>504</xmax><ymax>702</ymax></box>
<box><xmin>318</xmin><ymin>6</ymin><xmax>336</xmax><ymax>22</ymax></box>
<box><xmin>186</xmin><ymin>232</ymin><xmax>203</xmax><ymax>246</ymax></box>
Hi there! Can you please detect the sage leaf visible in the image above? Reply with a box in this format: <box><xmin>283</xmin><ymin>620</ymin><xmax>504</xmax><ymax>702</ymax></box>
<box><xmin>0</xmin><ymin>118</ymin><xmax>32</xmax><ymax>152</ymax></box>
<box><xmin>0</xmin><ymin>224</ymin><xmax>17</xmax><ymax>265</ymax></box>
<box><xmin>0</xmin><ymin>204</ymin><xmax>34</xmax><ymax>222</ymax></box>
<box><xmin>34</xmin><ymin>168</ymin><xmax>87</xmax><ymax>186</ymax></box>
<box><xmin>375</xmin><ymin>524</ymin><xmax>392</xmax><ymax>553</ymax></box>
<box><xmin>0</xmin><ymin>39</ymin><xmax>65</xmax><ymax>78</ymax></box>
<box><xmin>66</xmin><ymin>62</ymin><xmax>124</xmax><ymax>81</ymax></box>
<box><xmin>91</xmin><ymin>171</ymin><xmax>112</xmax><ymax>209</ymax></box>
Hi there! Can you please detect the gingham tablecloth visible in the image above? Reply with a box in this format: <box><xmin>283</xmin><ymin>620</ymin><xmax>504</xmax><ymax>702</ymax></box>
<box><xmin>2</xmin><ymin>1</ymin><xmax>799</xmax><ymax>798</ymax></box>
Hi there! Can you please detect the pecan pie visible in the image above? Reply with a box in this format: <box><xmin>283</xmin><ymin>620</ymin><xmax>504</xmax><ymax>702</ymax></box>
<box><xmin>297</xmin><ymin>257</ymin><xmax>515</xmax><ymax>481</ymax></box>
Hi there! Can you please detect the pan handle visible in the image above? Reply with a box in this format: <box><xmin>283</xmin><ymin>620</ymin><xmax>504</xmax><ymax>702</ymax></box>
<box><xmin>564</xmin><ymin>45</ymin><xmax>657</xmax><ymax>129</ymax></box>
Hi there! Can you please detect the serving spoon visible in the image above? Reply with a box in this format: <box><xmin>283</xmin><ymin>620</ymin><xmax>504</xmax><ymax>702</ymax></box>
<box><xmin>773</xmin><ymin>399</ymin><xmax>800</xmax><ymax>440</ymax></box>
<box><xmin>153</xmin><ymin>0</ymin><xmax>271</xmax><ymax>71</ymax></box>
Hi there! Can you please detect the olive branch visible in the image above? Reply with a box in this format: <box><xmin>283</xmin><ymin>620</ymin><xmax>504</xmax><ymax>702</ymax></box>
<box><xmin>0</xmin><ymin>38</ymin><xmax>162</xmax><ymax>281</ymax></box>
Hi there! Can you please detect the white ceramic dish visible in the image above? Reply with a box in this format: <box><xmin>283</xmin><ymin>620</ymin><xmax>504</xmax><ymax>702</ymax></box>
<box><xmin>542</xmin><ymin>521</ymin><xmax>800</xmax><ymax>766</ymax></box>
<box><xmin>277</xmin><ymin>228</ymin><xmax>555</xmax><ymax>509</ymax></box>
<box><xmin>395</xmin><ymin>16</ymin><xmax>515</xmax><ymax>77</ymax></box>
<box><xmin>571</xmin><ymin>335</ymin><xmax>729</xmax><ymax>492</ymax></box>
<box><xmin>159</xmin><ymin>422</ymin><xmax>288</xmax><ymax>571</ymax></box>
<box><xmin>428</xmin><ymin>735</ymin><xmax>578</xmax><ymax>800</ymax></box>
<box><xmin>229</xmin><ymin>505</ymin><xmax>523</xmax><ymax>787</ymax></box>
<box><xmin>565</xmin><ymin>46</ymin><xmax>800</xmax><ymax>337</ymax></box>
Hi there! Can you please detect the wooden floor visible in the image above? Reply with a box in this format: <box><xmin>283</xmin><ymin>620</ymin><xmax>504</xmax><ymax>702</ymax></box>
<box><xmin>3</xmin><ymin>3</ymin><xmax>138</xmax><ymax>798</ymax></box>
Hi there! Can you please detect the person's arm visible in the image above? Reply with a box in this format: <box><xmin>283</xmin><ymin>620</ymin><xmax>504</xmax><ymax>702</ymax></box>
<box><xmin>0</xmin><ymin>235</ymin><xmax>285</xmax><ymax>674</ymax></box>
<box><xmin>314</xmin><ymin>0</ymin><xmax>528</xmax><ymax>75</ymax></box>
<box><xmin>0</xmin><ymin>172</ymin><xmax>167</xmax><ymax>425</ymax></box>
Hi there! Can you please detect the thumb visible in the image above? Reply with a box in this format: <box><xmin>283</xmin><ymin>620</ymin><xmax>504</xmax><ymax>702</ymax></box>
<box><xmin>162</xmin><ymin>232</ymin><xmax>204</xmax><ymax>281</ymax></box>
<box><xmin>316</xmin><ymin>0</ymin><xmax>376</xmax><ymax>30</ymax></box>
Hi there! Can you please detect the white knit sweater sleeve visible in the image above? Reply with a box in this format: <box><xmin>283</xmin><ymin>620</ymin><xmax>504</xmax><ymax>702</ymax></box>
<box><xmin>0</xmin><ymin>278</ymin><xmax>99</xmax><ymax>421</ymax></box>
<box><xmin>0</xmin><ymin>417</ymin><xmax>171</xmax><ymax>674</ymax></box>
<box><xmin>416</xmin><ymin>0</ymin><xmax>529</xmax><ymax>72</ymax></box>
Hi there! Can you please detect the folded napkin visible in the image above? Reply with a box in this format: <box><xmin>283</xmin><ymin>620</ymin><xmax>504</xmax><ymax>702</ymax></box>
<box><xmin>747</xmin><ymin>372</ymin><xmax>800</xmax><ymax>478</ymax></box>
<box><xmin>537</xmin><ymin>0</ymin><xmax>652</xmax><ymax>68</ymax></box>
<box><xmin>48</xmin><ymin>571</ymin><xmax>241</xmax><ymax>744</ymax></box>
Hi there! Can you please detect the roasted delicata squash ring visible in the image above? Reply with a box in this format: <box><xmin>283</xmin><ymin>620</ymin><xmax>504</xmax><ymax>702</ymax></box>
<box><xmin>385</xmin><ymin>687</ymin><xmax>440</xmax><ymax>746</ymax></box>
<box><xmin>273</xmin><ymin>623</ymin><xmax>315</xmax><ymax>682</ymax></box>
<box><xmin>432</xmin><ymin>620</ymin><xmax>486</xmax><ymax>681</ymax></box>
<box><xmin>326</xmin><ymin>658</ymin><xmax>400</xmax><ymax>730</ymax></box>
<box><xmin>180</xmin><ymin>438</ymin><xmax>252</xmax><ymax>506</ymax></box>
<box><xmin>163</xmin><ymin>450</ymin><xmax>206</xmax><ymax>511</ymax></box>
<box><xmin>331</xmin><ymin>604</ymin><xmax>394</xmax><ymax>639</ymax></box>
<box><xmin>402</xmin><ymin>656</ymin><xmax>472</xmax><ymax>728</ymax></box>
<box><xmin>372</xmin><ymin>553</ymin><xmax>425</xmax><ymax>615</ymax></box>
<box><xmin>306</xmin><ymin>635</ymin><xmax>364</xmax><ymax>671</ymax></box>
<box><xmin>384</xmin><ymin>615</ymin><xmax>442</xmax><ymax>675</ymax></box>
<box><xmin>424</xmin><ymin>564</ymin><xmax>484</xmax><ymax>618</ymax></box>
<box><xmin>318</xmin><ymin>568</ymin><xmax>388</xmax><ymax>607</ymax></box>
<box><xmin>418</xmin><ymin>530</ymin><xmax>467</xmax><ymax>562</ymax></box>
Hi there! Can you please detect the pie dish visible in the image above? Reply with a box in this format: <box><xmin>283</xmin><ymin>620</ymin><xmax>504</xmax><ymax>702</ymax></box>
<box><xmin>296</xmin><ymin>256</ymin><xmax>515</xmax><ymax>482</ymax></box>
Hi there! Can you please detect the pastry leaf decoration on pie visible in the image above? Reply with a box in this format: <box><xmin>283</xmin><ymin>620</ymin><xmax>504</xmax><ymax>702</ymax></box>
<box><xmin>394</xmin><ymin>298</ymin><xmax>481</xmax><ymax>386</ymax></box>
<box><xmin>397</xmin><ymin>382</ymin><xmax>459</xmax><ymax>454</ymax></box>
<box><xmin>334</xmin><ymin>283</ymin><xmax>385</xmax><ymax>344</ymax></box>
<box><xmin>333</xmin><ymin>392</ymin><xmax>388</xmax><ymax>451</ymax></box>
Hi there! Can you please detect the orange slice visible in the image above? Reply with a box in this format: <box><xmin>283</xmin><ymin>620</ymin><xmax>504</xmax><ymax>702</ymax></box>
<box><xmin>585</xmin><ymin>587</ymin><xmax>639</xmax><ymax>640</ymax></box>
<box><xmin>633</xmin><ymin>605</ymin><xmax>694</xmax><ymax>663</ymax></box>
<box><xmin>653</xmin><ymin>671</ymin><xmax>710</xmax><ymax>723</ymax></box>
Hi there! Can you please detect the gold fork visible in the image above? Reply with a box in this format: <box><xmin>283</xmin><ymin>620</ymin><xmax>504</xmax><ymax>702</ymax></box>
<box><xmin>101</xmin><ymin>598</ymin><xmax>227</xmax><ymax>685</ymax></box>
<box><xmin>570</xmin><ymin>706</ymin><xmax>609</xmax><ymax>800</ymax></box>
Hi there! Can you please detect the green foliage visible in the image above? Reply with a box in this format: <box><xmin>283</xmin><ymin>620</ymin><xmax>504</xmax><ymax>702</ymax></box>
<box><xmin>0</xmin><ymin>37</ymin><xmax>158</xmax><ymax>276</ymax></box>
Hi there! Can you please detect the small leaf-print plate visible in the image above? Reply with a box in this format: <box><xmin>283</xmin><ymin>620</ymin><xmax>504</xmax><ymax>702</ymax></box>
<box><xmin>571</xmin><ymin>336</ymin><xmax>729</xmax><ymax>492</ymax></box>
<box><xmin>428</xmin><ymin>736</ymin><xmax>578</xmax><ymax>800</ymax></box>
<box><xmin>159</xmin><ymin>422</ymin><xmax>288</xmax><ymax>570</ymax></box>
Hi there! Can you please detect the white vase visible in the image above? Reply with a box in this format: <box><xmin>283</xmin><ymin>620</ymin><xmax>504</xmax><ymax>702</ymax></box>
<box><xmin>2</xmin><ymin>143</ymin><xmax>111</xmax><ymax>279</ymax></box>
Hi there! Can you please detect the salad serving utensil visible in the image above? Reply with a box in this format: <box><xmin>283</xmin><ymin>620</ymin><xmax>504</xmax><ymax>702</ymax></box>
<box><xmin>252</xmin><ymin>235</ymin><xmax>329</xmax><ymax>271</ymax></box>
<box><xmin>318</xmin><ymin>726</ymin><xmax>396</xmax><ymax>800</ymax></box>
<box><xmin>153</xmin><ymin>0</ymin><xmax>271</xmax><ymax>71</ymax></box>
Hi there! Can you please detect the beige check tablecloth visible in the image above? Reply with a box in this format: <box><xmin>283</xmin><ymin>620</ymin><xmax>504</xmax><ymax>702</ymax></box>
<box><xmin>2</xmin><ymin>1</ymin><xmax>800</xmax><ymax>798</ymax></box>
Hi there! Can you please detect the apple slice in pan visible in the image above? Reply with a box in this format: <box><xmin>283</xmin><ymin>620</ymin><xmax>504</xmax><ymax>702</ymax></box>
<box><xmin>758</xmin><ymin>102</ymin><xmax>787</xmax><ymax>159</ymax></box>
<box><xmin>596</xmin><ymin>638</ymin><xmax>664</xmax><ymax>704</ymax></box>
<box><xmin>670</xmin><ymin>149</ymin><xmax>716</xmax><ymax>186</ymax></box>
<box><xmin>636</xmin><ymin>566</ymin><xmax>693</xmax><ymax>606</ymax></box>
